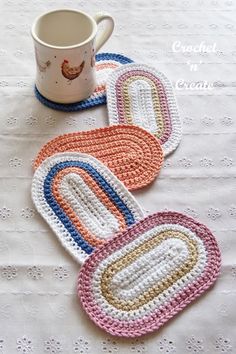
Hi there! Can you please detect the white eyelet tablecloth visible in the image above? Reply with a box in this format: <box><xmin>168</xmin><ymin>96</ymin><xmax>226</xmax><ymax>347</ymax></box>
<box><xmin>0</xmin><ymin>0</ymin><xmax>235</xmax><ymax>353</ymax></box>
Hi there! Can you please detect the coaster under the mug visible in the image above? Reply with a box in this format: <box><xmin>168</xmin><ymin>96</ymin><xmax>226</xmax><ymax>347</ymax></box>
<box><xmin>34</xmin><ymin>53</ymin><xmax>133</xmax><ymax>112</ymax></box>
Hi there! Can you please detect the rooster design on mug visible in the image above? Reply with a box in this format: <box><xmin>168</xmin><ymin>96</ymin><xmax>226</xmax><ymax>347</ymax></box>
<box><xmin>61</xmin><ymin>59</ymin><xmax>85</xmax><ymax>81</ymax></box>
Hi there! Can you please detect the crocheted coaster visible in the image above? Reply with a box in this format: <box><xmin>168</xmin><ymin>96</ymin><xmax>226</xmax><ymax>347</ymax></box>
<box><xmin>35</xmin><ymin>53</ymin><xmax>133</xmax><ymax>112</ymax></box>
<box><xmin>78</xmin><ymin>211</ymin><xmax>221</xmax><ymax>337</ymax></box>
<box><xmin>106</xmin><ymin>63</ymin><xmax>182</xmax><ymax>156</ymax></box>
<box><xmin>31</xmin><ymin>152</ymin><xmax>144</xmax><ymax>264</ymax></box>
<box><xmin>33</xmin><ymin>125</ymin><xmax>163</xmax><ymax>191</ymax></box>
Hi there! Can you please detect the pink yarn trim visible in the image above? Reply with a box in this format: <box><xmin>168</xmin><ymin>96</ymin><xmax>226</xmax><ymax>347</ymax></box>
<box><xmin>78</xmin><ymin>211</ymin><xmax>221</xmax><ymax>337</ymax></box>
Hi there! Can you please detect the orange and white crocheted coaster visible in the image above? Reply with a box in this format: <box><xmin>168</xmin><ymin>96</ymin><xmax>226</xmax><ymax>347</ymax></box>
<box><xmin>31</xmin><ymin>152</ymin><xmax>144</xmax><ymax>264</ymax></box>
<box><xmin>33</xmin><ymin>125</ymin><xmax>163</xmax><ymax>191</ymax></box>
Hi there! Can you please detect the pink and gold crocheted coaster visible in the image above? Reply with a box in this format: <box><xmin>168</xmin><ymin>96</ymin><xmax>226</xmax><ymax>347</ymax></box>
<box><xmin>31</xmin><ymin>152</ymin><xmax>144</xmax><ymax>264</ymax></box>
<box><xmin>106</xmin><ymin>63</ymin><xmax>182</xmax><ymax>156</ymax></box>
<box><xmin>34</xmin><ymin>125</ymin><xmax>164</xmax><ymax>191</ymax></box>
<box><xmin>78</xmin><ymin>211</ymin><xmax>221</xmax><ymax>337</ymax></box>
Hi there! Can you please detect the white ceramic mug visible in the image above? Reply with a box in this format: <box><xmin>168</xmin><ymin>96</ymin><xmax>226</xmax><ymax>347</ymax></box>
<box><xmin>31</xmin><ymin>9</ymin><xmax>114</xmax><ymax>103</ymax></box>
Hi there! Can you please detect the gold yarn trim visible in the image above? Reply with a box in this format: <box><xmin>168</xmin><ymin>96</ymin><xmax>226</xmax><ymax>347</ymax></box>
<box><xmin>101</xmin><ymin>230</ymin><xmax>198</xmax><ymax>311</ymax></box>
<box><xmin>121</xmin><ymin>76</ymin><xmax>164</xmax><ymax>138</ymax></box>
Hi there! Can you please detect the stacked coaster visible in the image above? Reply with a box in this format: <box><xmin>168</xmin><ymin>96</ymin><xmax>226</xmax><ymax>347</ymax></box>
<box><xmin>34</xmin><ymin>125</ymin><xmax>163</xmax><ymax>190</ymax></box>
<box><xmin>106</xmin><ymin>63</ymin><xmax>182</xmax><ymax>156</ymax></box>
<box><xmin>78</xmin><ymin>211</ymin><xmax>221</xmax><ymax>337</ymax></box>
<box><xmin>35</xmin><ymin>53</ymin><xmax>133</xmax><ymax>112</ymax></box>
<box><xmin>32</xmin><ymin>56</ymin><xmax>221</xmax><ymax>338</ymax></box>
<box><xmin>32</xmin><ymin>152</ymin><xmax>144</xmax><ymax>263</ymax></box>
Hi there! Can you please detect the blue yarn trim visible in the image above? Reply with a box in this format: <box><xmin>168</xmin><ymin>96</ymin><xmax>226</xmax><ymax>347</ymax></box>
<box><xmin>34</xmin><ymin>52</ymin><xmax>133</xmax><ymax>112</ymax></box>
<box><xmin>44</xmin><ymin>160</ymin><xmax>135</xmax><ymax>254</ymax></box>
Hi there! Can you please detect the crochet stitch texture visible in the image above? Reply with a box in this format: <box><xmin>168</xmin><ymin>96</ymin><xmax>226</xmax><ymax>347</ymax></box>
<box><xmin>33</xmin><ymin>125</ymin><xmax>164</xmax><ymax>191</ymax></box>
<box><xmin>106</xmin><ymin>63</ymin><xmax>182</xmax><ymax>156</ymax></box>
<box><xmin>78</xmin><ymin>211</ymin><xmax>221</xmax><ymax>337</ymax></box>
<box><xmin>34</xmin><ymin>53</ymin><xmax>133</xmax><ymax>112</ymax></box>
<box><xmin>31</xmin><ymin>152</ymin><xmax>144</xmax><ymax>264</ymax></box>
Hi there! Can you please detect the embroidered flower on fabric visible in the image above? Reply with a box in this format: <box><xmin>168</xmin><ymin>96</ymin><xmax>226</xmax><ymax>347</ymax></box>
<box><xmin>16</xmin><ymin>336</ymin><xmax>33</xmax><ymax>353</ymax></box>
<box><xmin>27</xmin><ymin>266</ymin><xmax>43</xmax><ymax>280</ymax></box>
<box><xmin>200</xmin><ymin>157</ymin><xmax>214</xmax><ymax>168</ymax></box>
<box><xmin>53</xmin><ymin>266</ymin><xmax>69</xmax><ymax>281</ymax></box>
<box><xmin>21</xmin><ymin>207</ymin><xmax>35</xmax><ymax>219</ymax></box>
<box><xmin>101</xmin><ymin>339</ymin><xmax>118</xmax><ymax>353</ymax></box>
<box><xmin>214</xmin><ymin>336</ymin><xmax>232</xmax><ymax>352</ymax></box>
<box><xmin>26</xmin><ymin>114</ymin><xmax>38</xmax><ymax>126</ymax></box>
<box><xmin>83</xmin><ymin>116</ymin><xmax>96</xmax><ymax>126</ymax></box>
<box><xmin>157</xmin><ymin>338</ymin><xmax>176</xmax><ymax>353</ymax></box>
<box><xmin>220</xmin><ymin>116</ymin><xmax>233</xmax><ymax>126</ymax></box>
<box><xmin>16</xmin><ymin>80</ymin><xmax>27</xmax><ymax>88</ymax></box>
<box><xmin>26</xmin><ymin>305</ymin><xmax>39</xmax><ymax>318</ymax></box>
<box><xmin>45</xmin><ymin>115</ymin><xmax>56</xmax><ymax>126</ymax></box>
<box><xmin>66</xmin><ymin>115</ymin><xmax>76</xmax><ymax>126</ymax></box>
<box><xmin>73</xmin><ymin>337</ymin><xmax>89</xmax><ymax>353</ymax></box>
<box><xmin>207</xmin><ymin>207</ymin><xmax>222</xmax><ymax>220</ymax></box>
<box><xmin>55</xmin><ymin>306</ymin><xmax>66</xmax><ymax>319</ymax></box>
<box><xmin>44</xmin><ymin>338</ymin><xmax>62</xmax><ymax>353</ymax></box>
<box><xmin>217</xmin><ymin>304</ymin><xmax>229</xmax><ymax>318</ymax></box>
<box><xmin>184</xmin><ymin>207</ymin><xmax>198</xmax><ymax>218</ymax></box>
<box><xmin>0</xmin><ymin>80</ymin><xmax>8</xmax><ymax>87</ymax></box>
<box><xmin>9</xmin><ymin>157</ymin><xmax>23</xmax><ymax>168</ymax></box>
<box><xmin>220</xmin><ymin>157</ymin><xmax>233</xmax><ymax>167</ymax></box>
<box><xmin>1</xmin><ymin>266</ymin><xmax>17</xmax><ymax>280</ymax></box>
<box><xmin>225</xmin><ymin>24</ymin><xmax>234</xmax><ymax>30</ymax></box>
<box><xmin>6</xmin><ymin>116</ymin><xmax>17</xmax><ymax>126</ymax></box>
<box><xmin>178</xmin><ymin>157</ymin><xmax>192</xmax><ymax>168</ymax></box>
<box><xmin>186</xmin><ymin>336</ymin><xmax>204</xmax><ymax>353</ymax></box>
<box><xmin>183</xmin><ymin>116</ymin><xmax>193</xmax><ymax>125</ymax></box>
<box><xmin>5</xmin><ymin>23</ymin><xmax>15</xmax><ymax>30</ymax></box>
<box><xmin>209</xmin><ymin>24</ymin><xmax>218</xmax><ymax>30</ymax></box>
<box><xmin>130</xmin><ymin>339</ymin><xmax>147</xmax><ymax>353</ymax></box>
<box><xmin>228</xmin><ymin>205</ymin><xmax>236</xmax><ymax>218</ymax></box>
<box><xmin>0</xmin><ymin>206</ymin><xmax>11</xmax><ymax>220</ymax></box>
<box><xmin>201</xmin><ymin>116</ymin><xmax>214</xmax><ymax>126</ymax></box>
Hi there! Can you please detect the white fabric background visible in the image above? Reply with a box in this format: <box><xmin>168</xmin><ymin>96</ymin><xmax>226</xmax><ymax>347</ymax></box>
<box><xmin>0</xmin><ymin>0</ymin><xmax>235</xmax><ymax>353</ymax></box>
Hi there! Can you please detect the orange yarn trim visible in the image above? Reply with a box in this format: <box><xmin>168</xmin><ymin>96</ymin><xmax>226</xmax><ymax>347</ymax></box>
<box><xmin>52</xmin><ymin>167</ymin><xmax>127</xmax><ymax>247</ymax></box>
<box><xmin>34</xmin><ymin>125</ymin><xmax>164</xmax><ymax>190</ymax></box>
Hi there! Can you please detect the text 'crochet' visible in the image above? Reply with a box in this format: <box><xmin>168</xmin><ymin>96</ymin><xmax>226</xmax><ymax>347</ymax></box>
<box><xmin>78</xmin><ymin>211</ymin><xmax>221</xmax><ymax>337</ymax></box>
<box><xmin>106</xmin><ymin>63</ymin><xmax>182</xmax><ymax>156</ymax></box>
<box><xmin>31</xmin><ymin>152</ymin><xmax>144</xmax><ymax>264</ymax></box>
<box><xmin>33</xmin><ymin>125</ymin><xmax>164</xmax><ymax>191</ymax></box>
<box><xmin>35</xmin><ymin>53</ymin><xmax>133</xmax><ymax>112</ymax></box>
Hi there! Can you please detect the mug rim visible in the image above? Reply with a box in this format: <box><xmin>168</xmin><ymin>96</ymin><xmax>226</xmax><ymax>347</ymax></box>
<box><xmin>31</xmin><ymin>8</ymin><xmax>97</xmax><ymax>50</ymax></box>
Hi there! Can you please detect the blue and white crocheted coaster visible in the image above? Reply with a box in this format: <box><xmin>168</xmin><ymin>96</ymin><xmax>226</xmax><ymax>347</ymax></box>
<box><xmin>34</xmin><ymin>53</ymin><xmax>133</xmax><ymax>112</ymax></box>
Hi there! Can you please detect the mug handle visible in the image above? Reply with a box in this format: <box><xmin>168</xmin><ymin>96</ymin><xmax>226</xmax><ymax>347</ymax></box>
<box><xmin>93</xmin><ymin>12</ymin><xmax>114</xmax><ymax>53</ymax></box>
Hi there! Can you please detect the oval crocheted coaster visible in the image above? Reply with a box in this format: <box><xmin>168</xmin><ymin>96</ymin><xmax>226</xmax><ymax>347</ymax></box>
<box><xmin>106</xmin><ymin>63</ymin><xmax>182</xmax><ymax>156</ymax></box>
<box><xmin>31</xmin><ymin>152</ymin><xmax>144</xmax><ymax>264</ymax></box>
<box><xmin>33</xmin><ymin>125</ymin><xmax>164</xmax><ymax>191</ymax></box>
<box><xmin>78</xmin><ymin>211</ymin><xmax>221</xmax><ymax>337</ymax></box>
<box><xmin>34</xmin><ymin>53</ymin><xmax>133</xmax><ymax>112</ymax></box>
